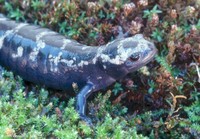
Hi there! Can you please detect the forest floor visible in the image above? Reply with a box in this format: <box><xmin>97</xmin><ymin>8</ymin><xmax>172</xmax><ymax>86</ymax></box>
<box><xmin>0</xmin><ymin>0</ymin><xmax>199</xmax><ymax>138</ymax></box>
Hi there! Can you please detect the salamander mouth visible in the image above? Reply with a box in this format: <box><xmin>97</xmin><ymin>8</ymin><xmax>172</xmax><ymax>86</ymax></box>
<box><xmin>141</xmin><ymin>48</ymin><xmax>157</xmax><ymax>65</ymax></box>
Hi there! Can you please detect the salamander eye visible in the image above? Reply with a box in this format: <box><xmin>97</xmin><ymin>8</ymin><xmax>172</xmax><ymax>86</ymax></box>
<box><xmin>129</xmin><ymin>53</ymin><xmax>140</xmax><ymax>61</ymax></box>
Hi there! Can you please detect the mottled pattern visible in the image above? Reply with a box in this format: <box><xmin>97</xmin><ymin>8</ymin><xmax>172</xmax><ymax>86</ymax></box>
<box><xmin>0</xmin><ymin>14</ymin><xmax>157</xmax><ymax>92</ymax></box>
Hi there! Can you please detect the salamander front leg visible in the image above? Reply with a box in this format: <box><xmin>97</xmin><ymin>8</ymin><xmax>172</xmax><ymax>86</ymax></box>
<box><xmin>76</xmin><ymin>82</ymin><xmax>94</xmax><ymax>124</ymax></box>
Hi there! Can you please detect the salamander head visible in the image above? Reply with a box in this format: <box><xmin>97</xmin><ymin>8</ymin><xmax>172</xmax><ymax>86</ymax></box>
<box><xmin>122</xmin><ymin>34</ymin><xmax>157</xmax><ymax>72</ymax></box>
<box><xmin>101</xmin><ymin>34</ymin><xmax>157</xmax><ymax>79</ymax></box>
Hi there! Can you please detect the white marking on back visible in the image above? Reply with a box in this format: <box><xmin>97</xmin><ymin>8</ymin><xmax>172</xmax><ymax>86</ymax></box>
<box><xmin>15</xmin><ymin>23</ymin><xmax>27</xmax><ymax>31</ymax></box>
<box><xmin>12</xmin><ymin>46</ymin><xmax>24</xmax><ymax>58</ymax></box>
<box><xmin>61</xmin><ymin>39</ymin><xmax>72</xmax><ymax>50</ymax></box>
<box><xmin>0</xmin><ymin>23</ymin><xmax>27</xmax><ymax>49</ymax></box>
<box><xmin>78</xmin><ymin>60</ymin><xmax>89</xmax><ymax>67</ymax></box>
<box><xmin>0</xmin><ymin>30</ymin><xmax>13</xmax><ymax>49</ymax></box>
<box><xmin>47</xmin><ymin>52</ymin><xmax>64</xmax><ymax>72</ymax></box>
<box><xmin>29</xmin><ymin>31</ymin><xmax>55</xmax><ymax>61</ymax></box>
<box><xmin>0</xmin><ymin>18</ymin><xmax>7</xmax><ymax>21</ymax></box>
<box><xmin>60</xmin><ymin>59</ymin><xmax>74</xmax><ymax>67</ymax></box>
<box><xmin>62</xmin><ymin>39</ymin><xmax>71</xmax><ymax>49</ymax></box>
<box><xmin>36</xmin><ymin>31</ymin><xmax>55</xmax><ymax>49</ymax></box>
<box><xmin>29</xmin><ymin>49</ymin><xmax>39</xmax><ymax>61</ymax></box>
<box><xmin>53</xmin><ymin>52</ymin><xmax>63</xmax><ymax>72</ymax></box>
<box><xmin>81</xmin><ymin>47</ymin><xmax>90</xmax><ymax>50</ymax></box>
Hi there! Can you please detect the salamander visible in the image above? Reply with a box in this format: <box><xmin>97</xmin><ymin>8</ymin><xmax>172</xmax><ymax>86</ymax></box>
<box><xmin>0</xmin><ymin>14</ymin><xmax>157</xmax><ymax>123</ymax></box>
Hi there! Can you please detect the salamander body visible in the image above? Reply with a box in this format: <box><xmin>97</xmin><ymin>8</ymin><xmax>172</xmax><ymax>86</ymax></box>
<box><xmin>0</xmin><ymin>14</ymin><xmax>157</xmax><ymax>123</ymax></box>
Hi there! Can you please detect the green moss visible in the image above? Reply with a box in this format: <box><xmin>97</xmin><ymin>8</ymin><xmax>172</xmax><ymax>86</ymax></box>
<box><xmin>0</xmin><ymin>0</ymin><xmax>199</xmax><ymax>138</ymax></box>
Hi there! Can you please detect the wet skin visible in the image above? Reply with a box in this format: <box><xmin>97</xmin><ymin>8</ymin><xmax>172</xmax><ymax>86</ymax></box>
<box><xmin>0</xmin><ymin>14</ymin><xmax>157</xmax><ymax>123</ymax></box>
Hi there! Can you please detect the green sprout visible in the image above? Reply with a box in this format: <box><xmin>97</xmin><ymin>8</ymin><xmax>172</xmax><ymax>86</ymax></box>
<box><xmin>151</xmin><ymin>28</ymin><xmax>164</xmax><ymax>42</ymax></box>
<box><xmin>112</xmin><ymin>83</ymin><xmax>123</xmax><ymax>96</ymax></box>
<box><xmin>143</xmin><ymin>5</ymin><xmax>162</xmax><ymax>20</ymax></box>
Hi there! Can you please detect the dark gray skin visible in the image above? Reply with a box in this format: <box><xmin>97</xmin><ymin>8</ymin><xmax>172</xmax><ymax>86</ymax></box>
<box><xmin>0</xmin><ymin>15</ymin><xmax>157</xmax><ymax>123</ymax></box>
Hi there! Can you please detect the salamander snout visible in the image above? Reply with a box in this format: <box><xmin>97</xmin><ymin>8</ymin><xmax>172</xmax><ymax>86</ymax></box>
<box><xmin>125</xmin><ymin>39</ymin><xmax>157</xmax><ymax>72</ymax></box>
<box><xmin>143</xmin><ymin>42</ymin><xmax>157</xmax><ymax>57</ymax></box>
